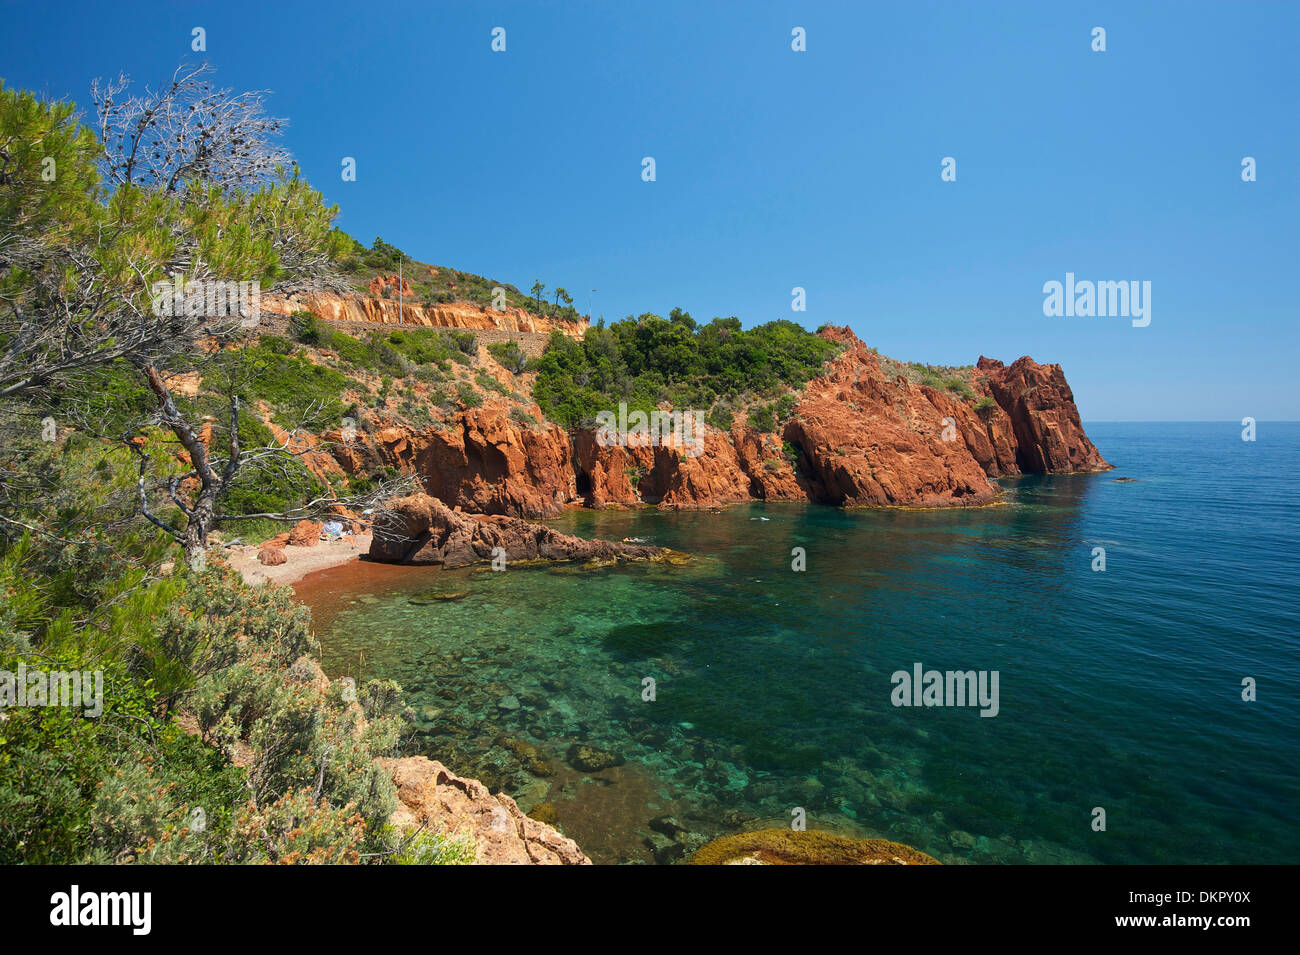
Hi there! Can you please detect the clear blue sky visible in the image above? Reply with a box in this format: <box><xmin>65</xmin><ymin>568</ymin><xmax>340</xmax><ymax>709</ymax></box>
<box><xmin>3</xmin><ymin>0</ymin><xmax>1296</xmax><ymax>420</ymax></box>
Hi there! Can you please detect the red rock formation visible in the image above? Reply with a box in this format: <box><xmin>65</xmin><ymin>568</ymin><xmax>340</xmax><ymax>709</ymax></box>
<box><xmin>785</xmin><ymin>329</ymin><xmax>1000</xmax><ymax>507</ymax></box>
<box><xmin>369</xmin><ymin>492</ymin><xmax>671</xmax><ymax>567</ymax></box>
<box><xmin>333</xmin><ymin>405</ymin><xmax>575</xmax><ymax>519</ymax></box>
<box><xmin>326</xmin><ymin>327</ymin><xmax>1105</xmax><ymax>518</ymax></box>
<box><xmin>976</xmin><ymin>355</ymin><xmax>1108</xmax><ymax>473</ymax></box>
<box><xmin>287</xmin><ymin>519</ymin><xmax>322</xmax><ymax>547</ymax></box>
<box><xmin>256</xmin><ymin>544</ymin><xmax>287</xmax><ymax>566</ymax></box>
<box><xmin>367</xmin><ymin>274</ymin><xmax>414</xmax><ymax>300</ymax></box>
<box><xmin>262</xmin><ymin>288</ymin><xmax>586</xmax><ymax>338</ymax></box>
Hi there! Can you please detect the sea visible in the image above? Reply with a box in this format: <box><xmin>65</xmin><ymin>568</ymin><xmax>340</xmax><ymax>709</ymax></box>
<box><xmin>296</xmin><ymin>422</ymin><xmax>1299</xmax><ymax>864</ymax></box>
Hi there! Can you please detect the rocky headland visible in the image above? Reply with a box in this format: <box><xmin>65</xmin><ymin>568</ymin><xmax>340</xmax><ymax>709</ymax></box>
<box><xmin>309</xmin><ymin>323</ymin><xmax>1107</xmax><ymax>527</ymax></box>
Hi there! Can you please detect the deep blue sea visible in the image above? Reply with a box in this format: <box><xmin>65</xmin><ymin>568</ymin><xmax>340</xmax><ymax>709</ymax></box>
<box><xmin>303</xmin><ymin>422</ymin><xmax>1299</xmax><ymax>864</ymax></box>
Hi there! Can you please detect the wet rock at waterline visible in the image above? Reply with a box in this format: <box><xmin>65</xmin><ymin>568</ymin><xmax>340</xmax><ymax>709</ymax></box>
<box><xmin>689</xmin><ymin>829</ymin><xmax>939</xmax><ymax>865</ymax></box>
<box><xmin>368</xmin><ymin>493</ymin><xmax>686</xmax><ymax>568</ymax></box>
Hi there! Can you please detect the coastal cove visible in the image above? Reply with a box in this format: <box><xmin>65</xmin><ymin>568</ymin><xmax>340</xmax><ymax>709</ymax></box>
<box><xmin>293</xmin><ymin>423</ymin><xmax>1300</xmax><ymax>865</ymax></box>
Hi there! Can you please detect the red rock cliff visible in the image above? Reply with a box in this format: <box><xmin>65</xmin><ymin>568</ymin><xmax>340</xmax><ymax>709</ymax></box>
<box><xmin>263</xmin><ymin>286</ymin><xmax>586</xmax><ymax>338</ymax></box>
<box><xmin>326</xmin><ymin>327</ymin><xmax>1106</xmax><ymax>518</ymax></box>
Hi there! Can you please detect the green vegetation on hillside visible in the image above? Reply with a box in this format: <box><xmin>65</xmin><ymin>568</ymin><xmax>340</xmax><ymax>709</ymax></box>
<box><xmin>289</xmin><ymin>311</ymin><xmax>474</xmax><ymax>375</ymax></box>
<box><xmin>334</xmin><ymin>235</ymin><xmax>584</xmax><ymax>323</ymax></box>
<box><xmin>0</xmin><ymin>436</ymin><xmax>412</xmax><ymax>863</ymax></box>
<box><xmin>0</xmin><ymin>70</ymin><xmax>466</xmax><ymax>866</ymax></box>
<box><xmin>531</xmin><ymin>312</ymin><xmax>841</xmax><ymax>429</ymax></box>
<box><xmin>877</xmin><ymin>354</ymin><xmax>979</xmax><ymax>401</ymax></box>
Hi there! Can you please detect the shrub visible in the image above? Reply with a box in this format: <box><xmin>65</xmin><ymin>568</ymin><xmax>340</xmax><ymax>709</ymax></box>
<box><xmin>748</xmin><ymin>403</ymin><xmax>777</xmax><ymax>433</ymax></box>
<box><xmin>0</xmin><ymin>561</ymin><xmax>408</xmax><ymax>864</ymax></box>
<box><xmin>487</xmin><ymin>341</ymin><xmax>529</xmax><ymax>375</ymax></box>
<box><xmin>392</xmin><ymin>829</ymin><xmax>478</xmax><ymax>865</ymax></box>
<box><xmin>532</xmin><ymin>317</ymin><xmax>841</xmax><ymax>429</ymax></box>
<box><xmin>509</xmin><ymin>407</ymin><xmax>540</xmax><ymax>430</ymax></box>
<box><xmin>475</xmin><ymin>369</ymin><xmax>511</xmax><ymax>397</ymax></box>
<box><xmin>457</xmin><ymin>382</ymin><xmax>482</xmax><ymax>408</ymax></box>
<box><xmin>707</xmin><ymin>400</ymin><xmax>735</xmax><ymax>432</ymax></box>
<box><xmin>945</xmin><ymin>377</ymin><xmax>975</xmax><ymax>400</ymax></box>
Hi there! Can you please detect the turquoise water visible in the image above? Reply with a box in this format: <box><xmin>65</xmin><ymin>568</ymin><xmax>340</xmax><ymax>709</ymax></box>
<box><xmin>305</xmin><ymin>422</ymin><xmax>1300</xmax><ymax>864</ymax></box>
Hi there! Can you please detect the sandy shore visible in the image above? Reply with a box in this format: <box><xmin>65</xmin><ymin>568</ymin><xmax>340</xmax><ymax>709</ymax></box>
<box><xmin>224</xmin><ymin>532</ymin><xmax>373</xmax><ymax>587</ymax></box>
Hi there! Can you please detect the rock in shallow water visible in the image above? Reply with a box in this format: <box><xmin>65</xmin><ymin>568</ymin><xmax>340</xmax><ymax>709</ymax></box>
<box><xmin>369</xmin><ymin>493</ymin><xmax>682</xmax><ymax>567</ymax></box>
<box><xmin>566</xmin><ymin>742</ymin><xmax>625</xmax><ymax>772</ymax></box>
<box><xmin>689</xmin><ymin>828</ymin><xmax>939</xmax><ymax>865</ymax></box>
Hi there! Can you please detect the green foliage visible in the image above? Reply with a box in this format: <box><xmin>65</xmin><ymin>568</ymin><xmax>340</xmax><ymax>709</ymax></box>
<box><xmin>474</xmin><ymin>369</ymin><xmax>510</xmax><ymax>397</ymax></box>
<box><xmin>532</xmin><ymin>315</ymin><xmax>839</xmax><ymax>429</ymax></box>
<box><xmin>0</xmin><ymin>81</ymin><xmax>102</xmax><ymax>251</ymax></box>
<box><xmin>201</xmin><ymin>341</ymin><xmax>349</xmax><ymax>430</ymax></box>
<box><xmin>706</xmin><ymin>399</ymin><xmax>736</xmax><ymax>432</ymax></box>
<box><xmin>290</xmin><ymin>312</ymin><xmax>468</xmax><ymax>380</ymax></box>
<box><xmin>748</xmin><ymin>403</ymin><xmax>777</xmax><ymax>433</ymax></box>
<box><xmin>509</xmin><ymin>407</ymin><xmax>540</xmax><ymax>430</ymax></box>
<box><xmin>944</xmin><ymin>377</ymin><xmax>975</xmax><ymax>401</ymax></box>
<box><xmin>487</xmin><ymin>341</ymin><xmax>529</xmax><ymax>375</ymax></box>
<box><xmin>0</xmin><ymin>557</ymin><xmax>408</xmax><ymax>865</ymax></box>
<box><xmin>392</xmin><ymin>828</ymin><xmax>477</xmax><ymax>865</ymax></box>
<box><xmin>457</xmin><ymin>381</ymin><xmax>482</xmax><ymax>408</ymax></box>
<box><xmin>0</xmin><ymin>75</ymin><xmax>415</xmax><ymax>867</ymax></box>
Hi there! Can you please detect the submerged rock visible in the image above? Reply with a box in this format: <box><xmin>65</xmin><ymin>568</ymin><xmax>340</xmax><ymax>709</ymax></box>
<box><xmin>689</xmin><ymin>828</ymin><xmax>939</xmax><ymax>865</ymax></box>
<box><xmin>527</xmin><ymin>802</ymin><xmax>560</xmax><ymax>826</ymax></box>
<box><xmin>948</xmin><ymin>829</ymin><xmax>977</xmax><ymax>850</ymax></box>
<box><xmin>648</xmin><ymin>815</ymin><xmax>689</xmax><ymax>840</ymax></box>
<box><xmin>644</xmin><ymin>831</ymin><xmax>686</xmax><ymax>865</ymax></box>
<box><xmin>566</xmin><ymin>742</ymin><xmax>625</xmax><ymax>773</ymax></box>
<box><xmin>408</xmin><ymin>589</ymin><xmax>471</xmax><ymax>605</ymax></box>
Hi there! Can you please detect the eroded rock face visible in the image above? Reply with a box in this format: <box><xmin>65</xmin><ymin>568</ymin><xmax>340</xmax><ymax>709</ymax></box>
<box><xmin>379</xmin><ymin>756</ymin><xmax>590</xmax><ymax>865</ymax></box>
<box><xmin>333</xmin><ymin>409</ymin><xmax>575</xmax><ymax>519</ymax></box>
<box><xmin>785</xmin><ymin>329</ymin><xmax>999</xmax><ymax>507</ymax></box>
<box><xmin>327</xmin><ymin>327</ymin><xmax>1106</xmax><ymax>518</ymax></box>
<box><xmin>368</xmin><ymin>492</ymin><xmax>668</xmax><ymax>567</ymax></box>
<box><xmin>977</xmin><ymin>355</ymin><xmax>1109</xmax><ymax>473</ymax></box>
<box><xmin>263</xmin><ymin>289</ymin><xmax>586</xmax><ymax>338</ymax></box>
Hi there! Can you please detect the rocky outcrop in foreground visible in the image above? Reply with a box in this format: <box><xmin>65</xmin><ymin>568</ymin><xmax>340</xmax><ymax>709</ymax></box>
<box><xmin>380</xmin><ymin>756</ymin><xmax>590</xmax><ymax>865</ymax></box>
<box><xmin>368</xmin><ymin>492</ymin><xmax>674</xmax><ymax>566</ymax></box>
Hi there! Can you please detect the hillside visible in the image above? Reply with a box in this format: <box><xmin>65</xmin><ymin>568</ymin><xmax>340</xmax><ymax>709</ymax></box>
<box><xmin>179</xmin><ymin>276</ymin><xmax>1110</xmax><ymax>542</ymax></box>
<box><xmin>285</xmin><ymin>235</ymin><xmax>589</xmax><ymax>339</ymax></box>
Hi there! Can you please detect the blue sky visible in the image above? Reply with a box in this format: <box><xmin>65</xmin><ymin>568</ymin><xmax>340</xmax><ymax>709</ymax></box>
<box><xmin>3</xmin><ymin>0</ymin><xmax>1296</xmax><ymax>419</ymax></box>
